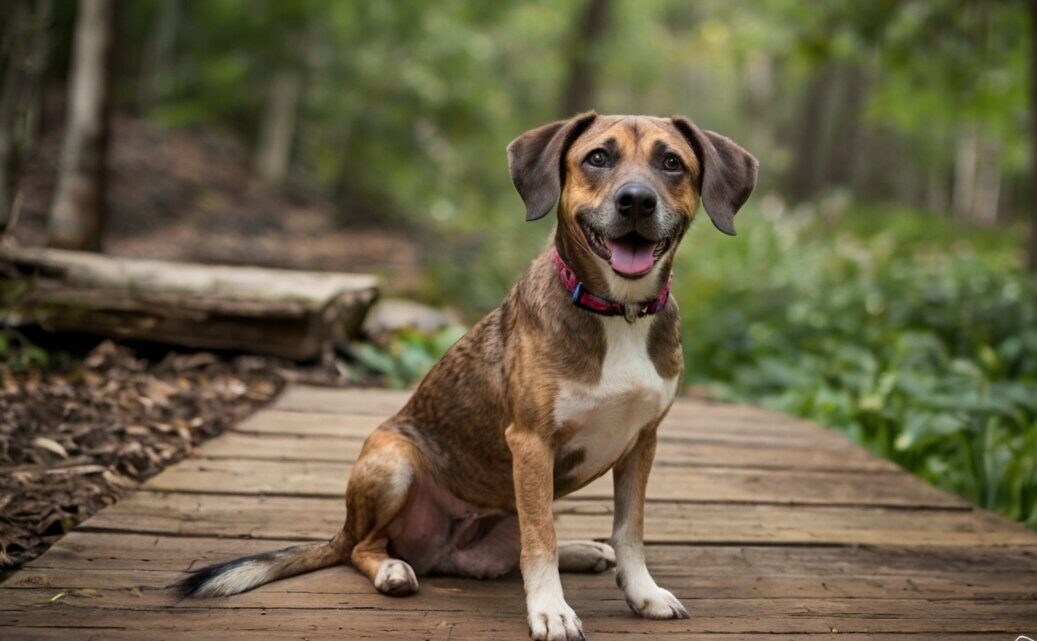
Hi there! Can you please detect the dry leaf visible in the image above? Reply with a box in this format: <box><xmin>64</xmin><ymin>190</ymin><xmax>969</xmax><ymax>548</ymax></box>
<box><xmin>44</xmin><ymin>465</ymin><xmax>106</xmax><ymax>476</ymax></box>
<box><xmin>31</xmin><ymin>438</ymin><xmax>68</xmax><ymax>459</ymax></box>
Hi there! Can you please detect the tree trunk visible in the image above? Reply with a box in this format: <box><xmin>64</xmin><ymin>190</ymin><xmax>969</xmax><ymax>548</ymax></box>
<box><xmin>952</xmin><ymin>124</ymin><xmax>978</xmax><ymax>221</ymax></box>
<box><xmin>0</xmin><ymin>1</ymin><xmax>30</xmax><ymax>226</ymax></box>
<box><xmin>742</xmin><ymin>52</ymin><xmax>776</xmax><ymax>163</ymax></box>
<box><xmin>1029</xmin><ymin>0</ymin><xmax>1037</xmax><ymax>271</ymax></box>
<box><xmin>21</xmin><ymin>0</ymin><xmax>54</xmax><ymax>155</ymax></box>
<box><xmin>0</xmin><ymin>10</ymin><xmax>22</xmax><ymax>226</ymax></box>
<box><xmin>788</xmin><ymin>65</ymin><xmax>836</xmax><ymax>203</ymax></box>
<box><xmin>47</xmin><ymin>0</ymin><xmax>115</xmax><ymax>252</ymax></box>
<box><xmin>973</xmin><ymin>137</ymin><xmax>1001</xmax><ymax>224</ymax></box>
<box><xmin>925</xmin><ymin>164</ymin><xmax>949</xmax><ymax>213</ymax></box>
<box><xmin>0</xmin><ymin>0</ymin><xmax>51</xmax><ymax>226</ymax></box>
<box><xmin>953</xmin><ymin>127</ymin><xmax>1002</xmax><ymax>225</ymax></box>
<box><xmin>823</xmin><ymin>64</ymin><xmax>865</xmax><ymax>189</ymax></box>
<box><xmin>0</xmin><ymin>245</ymin><xmax>379</xmax><ymax>360</ymax></box>
<box><xmin>138</xmin><ymin>0</ymin><xmax>179</xmax><ymax>112</ymax></box>
<box><xmin>253</xmin><ymin>67</ymin><xmax>302</xmax><ymax>187</ymax></box>
<box><xmin>560</xmin><ymin>0</ymin><xmax>613</xmax><ymax>116</ymax></box>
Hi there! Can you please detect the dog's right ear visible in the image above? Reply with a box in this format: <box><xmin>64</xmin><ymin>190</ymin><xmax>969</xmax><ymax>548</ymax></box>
<box><xmin>507</xmin><ymin>112</ymin><xmax>597</xmax><ymax>221</ymax></box>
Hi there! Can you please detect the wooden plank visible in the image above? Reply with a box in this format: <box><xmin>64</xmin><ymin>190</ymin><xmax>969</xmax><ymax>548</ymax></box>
<box><xmin>0</xmin><ymin>631</ymin><xmax>1016</xmax><ymax>641</ymax></box>
<box><xmin>21</xmin><ymin>531</ymin><xmax>1037</xmax><ymax>577</ymax></box>
<box><xmin>6</xmin><ymin>570</ymin><xmax>1037</xmax><ymax>612</ymax></box>
<box><xmin>239</xmin><ymin>407</ymin><xmax>865</xmax><ymax>451</ymax></box>
<box><xmin>272</xmin><ymin>387</ymin><xmax>847</xmax><ymax>441</ymax></box>
<box><xmin>79</xmin><ymin>491</ymin><xmax>1036</xmax><ymax>546</ymax></box>
<box><xmin>142</xmin><ymin>457</ymin><xmax>962</xmax><ymax>508</ymax></box>
<box><xmin>2</xmin><ymin>599</ymin><xmax>1035</xmax><ymax>635</ymax></box>
<box><xmin>199</xmin><ymin>430</ymin><xmax>897</xmax><ymax>472</ymax></box>
<box><xmin>271</xmin><ymin>385</ymin><xmax>775</xmax><ymax>421</ymax></box>
<box><xmin>7</xmin><ymin>554</ymin><xmax>1035</xmax><ymax>605</ymax></box>
<box><xmin>271</xmin><ymin>383</ymin><xmax>837</xmax><ymax>433</ymax></box>
<box><xmin>273</xmin><ymin>386</ymin><xmax>410</xmax><ymax>415</ymax></box>
<box><xmin>234</xmin><ymin>409</ymin><xmax>383</xmax><ymax>436</ymax></box>
<box><xmin>6</xmin><ymin>387</ymin><xmax>1037</xmax><ymax>640</ymax></box>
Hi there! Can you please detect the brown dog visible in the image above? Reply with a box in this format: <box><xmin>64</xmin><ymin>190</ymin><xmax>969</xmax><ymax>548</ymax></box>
<box><xmin>177</xmin><ymin>113</ymin><xmax>757</xmax><ymax>641</ymax></box>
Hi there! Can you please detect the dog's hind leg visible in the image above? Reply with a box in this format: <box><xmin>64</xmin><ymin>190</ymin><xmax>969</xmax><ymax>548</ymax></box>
<box><xmin>444</xmin><ymin>514</ymin><xmax>521</xmax><ymax>579</ymax></box>
<box><xmin>558</xmin><ymin>540</ymin><xmax>615</xmax><ymax>573</ymax></box>
<box><xmin>344</xmin><ymin>429</ymin><xmax>420</xmax><ymax>596</ymax></box>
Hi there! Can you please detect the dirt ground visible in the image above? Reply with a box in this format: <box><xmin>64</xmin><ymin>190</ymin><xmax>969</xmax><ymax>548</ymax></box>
<box><xmin>9</xmin><ymin>115</ymin><xmax>425</xmax><ymax>292</ymax></box>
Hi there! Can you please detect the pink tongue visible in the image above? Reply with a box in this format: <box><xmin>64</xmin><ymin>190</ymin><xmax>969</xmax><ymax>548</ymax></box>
<box><xmin>606</xmin><ymin>238</ymin><xmax>656</xmax><ymax>275</ymax></box>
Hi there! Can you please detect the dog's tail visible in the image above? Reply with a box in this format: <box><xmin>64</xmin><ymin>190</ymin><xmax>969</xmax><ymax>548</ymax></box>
<box><xmin>174</xmin><ymin>530</ymin><xmax>353</xmax><ymax>598</ymax></box>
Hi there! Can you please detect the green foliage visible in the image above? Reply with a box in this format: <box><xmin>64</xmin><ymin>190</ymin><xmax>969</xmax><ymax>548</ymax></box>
<box><xmin>348</xmin><ymin>326</ymin><xmax>466</xmax><ymax>389</ymax></box>
<box><xmin>674</xmin><ymin>206</ymin><xmax>1037</xmax><ymax>527</ymax></box>
<box><xmin>112</xmin><ymin>0</ymin><xmax>1034</xmax><ymax>302</ymax></box>
<box><xmin>0</xmin><ymin>281</ymin><xmax>55</xmax><ymax>372</ymax></box>
<box><xmin>0</xmin><ymin>328</ymin><xmax>51</xmax><ymax>371</ymax></box>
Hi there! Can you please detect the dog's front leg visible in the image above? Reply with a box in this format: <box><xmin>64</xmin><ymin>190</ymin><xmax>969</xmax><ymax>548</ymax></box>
<box><xmin>506</xmin><ymin>425</ymin><xmax>583</xmax><ymax>641</ymax></box>
<box><xmin>612</xmin><ymin>427</ymin><xmax>689</xmax><ymax>619</ymax></box>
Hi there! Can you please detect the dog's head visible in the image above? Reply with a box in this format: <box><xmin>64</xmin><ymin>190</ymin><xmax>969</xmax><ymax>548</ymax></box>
<box><xmin>508</xmin><ymin>113</ymin><xmax>757</xmax><ymax>299</ymax></box>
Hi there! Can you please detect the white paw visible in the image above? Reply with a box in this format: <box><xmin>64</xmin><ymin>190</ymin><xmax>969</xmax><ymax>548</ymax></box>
<box><xmin>374</xmin><ymin>559</ymin><xmax>418</xmax><ymax>596</ymax></box>
<box><xmin>624</xmin><ymin>585</ymin><xmax>689</xmax><ymax>619</ymax></box>
<box><xmin>528</xmin><ymin>601</ymin><xmax>584</xmax><ymax>641</ymax></box>
<box><xmin>558</xmin><ymin>540</ymin><xmax>616</xmax><ymax>573</ymax></box>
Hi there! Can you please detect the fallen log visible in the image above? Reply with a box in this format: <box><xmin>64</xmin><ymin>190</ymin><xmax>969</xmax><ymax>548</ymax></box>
<box><xmin>0</xmin><ymin>245</ymin><xmax>379</xmax><ymax>360</ymax></box>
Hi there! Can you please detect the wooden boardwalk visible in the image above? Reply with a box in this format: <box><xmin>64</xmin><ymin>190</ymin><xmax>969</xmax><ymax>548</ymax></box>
<box><xmin>2</xmin><ymin>386</ymin><xmax>1036</xmax><ymax>640</ymax></box>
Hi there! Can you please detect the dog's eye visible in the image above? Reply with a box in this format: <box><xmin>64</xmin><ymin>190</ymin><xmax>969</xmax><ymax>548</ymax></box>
<box><xmin>586</xmin><ymin>150</ymin><xmax>608</xmax><ymax>168</ymax></box>
<box><xmin>662</xmin><ymin>154</ymin><xmax>683</xmax><ymax>172</ymax></box>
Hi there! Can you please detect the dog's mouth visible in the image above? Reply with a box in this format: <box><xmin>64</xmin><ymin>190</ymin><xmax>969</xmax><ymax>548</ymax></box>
<box><xmin>583</xmin><ymin>226</ymin><xmax>672</xmax><ymax>279</ymax></box>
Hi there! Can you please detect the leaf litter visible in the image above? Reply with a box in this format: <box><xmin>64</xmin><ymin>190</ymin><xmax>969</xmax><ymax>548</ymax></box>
<box><xmin>0</xmin><ymin>340</ymin><xmax>284</xmax><ymax>571</ymax></box>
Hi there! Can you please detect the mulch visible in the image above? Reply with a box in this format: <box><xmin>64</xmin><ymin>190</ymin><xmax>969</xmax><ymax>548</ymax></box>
<box><xmin>0</xmin><ymin>340</ymin><xmax>284</xmax><ymax>571</ymax></box>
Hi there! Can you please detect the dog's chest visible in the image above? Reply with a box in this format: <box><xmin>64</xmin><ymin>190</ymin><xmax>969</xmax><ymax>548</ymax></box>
<box><xmin>553</xmin><ymin>318</ymin><xmax>678</xmax><ymax>488</ymax></box>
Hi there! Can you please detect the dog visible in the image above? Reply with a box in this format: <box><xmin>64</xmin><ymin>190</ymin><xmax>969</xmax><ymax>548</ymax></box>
<box><xmin>176</xmin><ymin>113</ymin><xmax>757</xmax><ymax>641</ymax></box>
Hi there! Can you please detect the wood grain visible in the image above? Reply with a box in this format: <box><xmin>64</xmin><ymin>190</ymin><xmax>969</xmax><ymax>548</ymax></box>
<box><xmin>3</xmin><ymin>385</ymin><xmax>1036</xmax><ymax>640</ymax></box>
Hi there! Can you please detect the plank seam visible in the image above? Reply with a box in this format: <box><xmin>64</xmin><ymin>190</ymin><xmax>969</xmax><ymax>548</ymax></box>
<box><xmin>133</xmin><ymin>489</ymin><xmax>973</xmax><ymax>511</ymax></box>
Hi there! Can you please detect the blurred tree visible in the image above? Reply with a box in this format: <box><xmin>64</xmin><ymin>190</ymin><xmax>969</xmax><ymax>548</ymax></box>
<box><xmin>137</xmin><ymin>0</ymin><xmax>180</xmax><ymax>111</ymax></box>
<box><xmin>774</xmin><ymin>0</ymin><xmax>1027</xmax><ymax>220</ymax></box>
<box><xmin>252</xmin><ymin>2</ymin><xmax>320</xmax><ymax>187</ymax></box>
<box><xmin>788</xmin><ymin>64</ymin><xmax>836</xmax><ymax>202</ymax></box>
<box><xmin>561</xmin><ymin>0</ymin><xmax>613</xmax><ymax>115</ymax></box>
<box><xmin>0</xmin><ymin>0</ymin><xmax>53</xmax><ymax>227</ymax></box>
<box><xmin>254</xmin><ymin>67</ymin><xmax>302</xmax><ymax>186</ymax></box>
<box><xmin>48</xmin><ymin>0</ymin><xmax>115</xmax><ymax>251</ymax></box>
<box><xmin>1030</xmin><ymin>0</ymin><xmax>1037</xmax><ymax>272</ymax></box>
<box><xmin>0</xmin><ymin>0</ymin><xmax>1030</xmax><ymax>270</ymax></box>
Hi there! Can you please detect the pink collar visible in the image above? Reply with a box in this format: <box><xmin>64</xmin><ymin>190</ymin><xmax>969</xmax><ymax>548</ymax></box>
<box><xmin>551</xmin><ymin>248</ymin><xmax>670</xmax><ymax>322</ymax></box>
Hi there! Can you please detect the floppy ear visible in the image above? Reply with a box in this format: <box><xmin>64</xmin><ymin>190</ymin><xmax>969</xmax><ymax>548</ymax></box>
<box><xmin>671</xmin><ymin>117</ymin><xmax>758</xmax><ymax>236</ymax></box>
<box><xmin>506</xmin><ymin>112</ymin><xmax>597</xmax><ymax>221</ymax></box>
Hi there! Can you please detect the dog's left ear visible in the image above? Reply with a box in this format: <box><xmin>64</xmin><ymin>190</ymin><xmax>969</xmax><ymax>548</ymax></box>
<box><xmin>671</xmin><ymin>117</ymin><xmax>758</xmax><ymax>236</ymax></box>
<box><xmin>507</xmin><ymin>112</ymin><xmax>597</xmax><ymax>221</ymax></box>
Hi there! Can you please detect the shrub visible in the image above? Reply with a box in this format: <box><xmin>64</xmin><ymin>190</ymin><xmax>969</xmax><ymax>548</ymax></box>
<box><xmin>676</xmin><ymin>203</ymin><xmax>1037</xmax><ymax>527</ymax></box>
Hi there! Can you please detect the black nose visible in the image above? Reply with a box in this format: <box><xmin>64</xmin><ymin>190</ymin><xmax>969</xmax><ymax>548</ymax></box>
<box><xmin>614</xmin><ymin>182</ymin><xmax>657</xmax><ymax>218</ymax></box>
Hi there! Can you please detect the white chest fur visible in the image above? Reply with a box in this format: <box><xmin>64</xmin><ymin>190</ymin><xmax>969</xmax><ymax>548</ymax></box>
<box><xmin>553</xmin><ymin>316</ymin><xmax>679</xmax><ymax>489</ymax></box>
